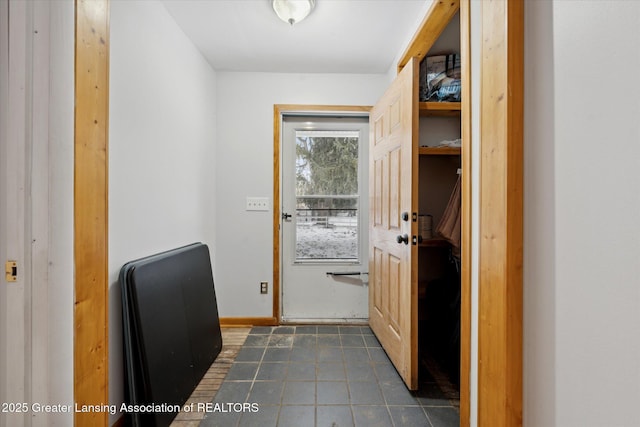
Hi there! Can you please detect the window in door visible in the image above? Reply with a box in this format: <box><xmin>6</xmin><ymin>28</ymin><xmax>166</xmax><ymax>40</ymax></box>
<box><xmin>280</xmin><ymin>114</ymin><xmax>369</xmax><ymax>321</ymax></box>
<box><xmin>294</xmin><ymin>130</ymin><xmax>359</xmax><ymax>262</ymax></box>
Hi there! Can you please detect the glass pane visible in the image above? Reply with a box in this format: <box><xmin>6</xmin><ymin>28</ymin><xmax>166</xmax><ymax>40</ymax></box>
<box><xmin>294</xmin><ymin>130</ymin><xmax>359</xmax><ymax>261</ymax></box>
<box><xmin>296</xmin><ymin>131</ymin><xmax>359</xmax><ymax>196</ymax></box>
<box><xmin>295</xmin><ymin>198</ymin><xmax>358</xmax><ymax>261</ymax></box>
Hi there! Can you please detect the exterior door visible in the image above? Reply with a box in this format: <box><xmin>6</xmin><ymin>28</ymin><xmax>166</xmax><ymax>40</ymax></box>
<box><xmin>281</xmin><ymin>115</ymin><xmax>370</xmax><ymax>321</ymax></box>
<box><xmin>368</xmin><ymin>58</ymin><xmax>419</xmax><ymax>389</ymax></box>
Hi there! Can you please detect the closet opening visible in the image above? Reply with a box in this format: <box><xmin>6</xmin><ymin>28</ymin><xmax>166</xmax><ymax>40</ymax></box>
<box><xmin>414</xmin><ymin>10</ymin><xmax>463</xmax><ymax>410</ymax></box>
<box><xmin>417</xmin><ymin>150</ymin><xmax>462</xmax><ymax>407</ymax></box>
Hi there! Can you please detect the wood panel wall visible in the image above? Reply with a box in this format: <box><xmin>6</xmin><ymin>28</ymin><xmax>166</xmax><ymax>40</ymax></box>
<box><xmin>74</xmin><ymin>0</ymin><xmax>110</xmax><ymax>425</ymax></box>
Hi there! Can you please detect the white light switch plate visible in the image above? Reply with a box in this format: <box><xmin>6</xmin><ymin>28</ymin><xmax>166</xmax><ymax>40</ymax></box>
<box><xmin>246</xmin><ymin>197</ymin><xmax>269</xmax><ymax>211</ymax></box>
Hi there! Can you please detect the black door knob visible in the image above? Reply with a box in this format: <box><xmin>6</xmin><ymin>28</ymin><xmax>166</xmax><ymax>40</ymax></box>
<box><xmin>282</xmin><ymin>212</ymin><xmax>292</xmax><ymax>220</ymax></box>
<box><xmin>396</xmin><ymin>234</ymin><xmax>409</xmax><ymax>245</ymax></box>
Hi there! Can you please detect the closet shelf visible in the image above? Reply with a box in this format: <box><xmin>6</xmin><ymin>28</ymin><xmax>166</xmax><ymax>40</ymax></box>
<box><xmin>419</xmin><ymin>101</ymin><xmax>461</xmax><ymax>117</ymax></box>
<box><xmin>419</xmin><ymin>146</ymin><xmax>461</xmax><ymax>156</ymax></box>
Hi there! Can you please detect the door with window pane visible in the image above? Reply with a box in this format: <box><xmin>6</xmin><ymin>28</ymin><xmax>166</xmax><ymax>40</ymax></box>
<box><xmin>281</xmin><ymin>116</ymin><xmax>369</xmax><ymax>321</ymax></box>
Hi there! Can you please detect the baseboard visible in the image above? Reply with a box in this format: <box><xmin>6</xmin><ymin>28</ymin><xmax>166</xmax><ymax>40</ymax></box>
<box><xmin>220</xmin><ymin>317</ymin><xmax>278</xmax><ymax>327</ymax></box>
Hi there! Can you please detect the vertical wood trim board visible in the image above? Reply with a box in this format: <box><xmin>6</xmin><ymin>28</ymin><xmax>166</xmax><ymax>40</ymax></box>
<box><xmin>408</xmin><ymin>60</ymin><xmax>420</xmax><ymax>391</ymax></box>
<box><xmin>478</xmin><ymin>0</ymin><xmax>524</xmax><ymax>426</ymax></box>
<box><xmin>459</xmin><ymin>0</ymin><xmax>472</xmax><ymax>425</ymax></box>
<box><xmin>74</xmin><ymin>1</ymin><xmax>110</xmax><ymax>425</ymax></box>
<box><xmin>272</xmin><ymin>105</ymin><xmax>282</xmax><ymax>322</ymax></box>
<box><xmin>396</xmin><ymin>0</ymin><xmax>460</xmax><ymax>72</ymax></box>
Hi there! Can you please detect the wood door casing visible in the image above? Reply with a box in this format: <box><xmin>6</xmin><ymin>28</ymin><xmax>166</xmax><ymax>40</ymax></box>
<box><xmin>368</xmin><ymin>58</ymin><xmax>419</xmax><ymax>390</ymax></box>
<box><xmin>75</xmin><ymin>1</ymin><xmax>110</xmax><ymax>425</ymax></box>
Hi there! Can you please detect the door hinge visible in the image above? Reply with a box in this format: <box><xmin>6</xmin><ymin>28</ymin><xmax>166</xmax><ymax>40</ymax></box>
<box><xmin>5</xmin><ymin>261</ymin><xmax>17</xmax><ymax>282</ymax></box>
<box><xmin>412</xmin><ymin>212</ymin><xmax>418</xmax><ymax>222</ymax></box>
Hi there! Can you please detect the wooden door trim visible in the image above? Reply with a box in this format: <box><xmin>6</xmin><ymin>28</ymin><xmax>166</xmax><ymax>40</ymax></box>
<box><xmin>74</xmin><ymin>0</ymin><xmax>110</xmax><ymax>425</ymax></box>
<box><xmin>401</xmin><ymin>1</ymin><xmax>524</xmax><ymax>423</ymax></box>
<box><xmin>459</xmin><ymin>0</ymin><xmax>472</xmax><ymax>425</ymax></box>
<box><xmin>397</xmin><ymin>0</ymin><xmax>461</xmax><ymax>73</ymax></box>
<box><xmin>398</xmin><ymin>2</ymin><xmax>472</xmax><ymax>422</ymax></box>
<box><xmin>478</xmin><ymin>1</ymin><xmax>524</xmax><ymax>426</ymax></box>
<box><xmin>272</xmin><ymin>105</ymin><xmax>371</xmax><ymax>323</ymax></box>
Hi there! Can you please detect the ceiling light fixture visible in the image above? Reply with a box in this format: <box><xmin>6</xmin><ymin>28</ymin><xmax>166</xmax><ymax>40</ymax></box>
<box><xmin>272</xmin><ymin>0</ymin><xmax>315</xmax><ymax>26</ymax></box>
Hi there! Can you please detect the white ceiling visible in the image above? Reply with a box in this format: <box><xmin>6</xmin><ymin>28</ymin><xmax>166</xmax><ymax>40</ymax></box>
<box><xmin>161</xmin><ymin>0</ymin><xmax>429</xmax><ymax>74</ymax></box>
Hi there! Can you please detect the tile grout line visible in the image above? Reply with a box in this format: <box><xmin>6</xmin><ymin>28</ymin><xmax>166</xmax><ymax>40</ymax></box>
<box><xmin>202</xmin><ymin>325</ymin><xmax>459</xmax><ymax>427</ymax></box>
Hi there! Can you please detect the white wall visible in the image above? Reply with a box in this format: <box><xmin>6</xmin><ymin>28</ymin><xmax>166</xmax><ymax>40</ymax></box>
<box><xmin>215</xmin><ymin>72</ymin><xmax>388</xmax><ymax>317</ymax></box>
<box><xmin>385</xmin><ymin>0</ymin><xmax>435</xmax><ymax>83</ymax></box>
<box><xmin>109</xmin><ymin>1</ymin><xmax>217</xmax><ymax>423</ymax></box>
<box><xmin>524</xmin><ymin>1</ymin><xmax>640</xmax><ymax>426</ymax></box>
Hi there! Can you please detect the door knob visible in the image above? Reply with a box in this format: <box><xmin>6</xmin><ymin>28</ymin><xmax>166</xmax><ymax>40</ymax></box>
<box><xmin>396</xmin><ymin>234</ymin><xmax>409</xmax><ymax>245</ymax></box>
<box><xmin>282</xmin><ymin>212</ymin><xmax>292</xmax><ymax>220</ymax></box>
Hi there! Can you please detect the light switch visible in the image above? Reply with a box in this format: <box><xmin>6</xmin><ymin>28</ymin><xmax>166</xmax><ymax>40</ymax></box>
<box><xmin>246</xmin><ymin>197</ymin><xmax>269</xmax><ymax>211</ymax></box>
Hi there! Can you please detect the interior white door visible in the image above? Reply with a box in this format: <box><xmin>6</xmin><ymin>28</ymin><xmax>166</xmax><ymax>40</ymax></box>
<box><xmin>281</xmin><ymin>115</ymin><xmax>370</xmax><ymax>322</ymax></box>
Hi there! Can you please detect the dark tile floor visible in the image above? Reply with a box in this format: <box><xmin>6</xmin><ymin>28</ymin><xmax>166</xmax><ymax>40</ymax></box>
<box><xmin>200</xmin><ymin>325</ymin><xmax>459</xmax><ymax>427</ymax></box>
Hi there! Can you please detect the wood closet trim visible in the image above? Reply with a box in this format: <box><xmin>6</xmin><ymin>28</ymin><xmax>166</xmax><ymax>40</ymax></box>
<box><xmin>398</xmin><ymin>2</ymin><xmax>471</xmax><ymax>424</ymax></box>
<box><xmin>397</xmin><ymin>0</ymin><xmax>460</xmax><ymax>72</ymax></box>
<box><xmin>400</xmin><ymin>1</ymin><xmax>524</xmax><ymax>423</ymax></box>
<box><xmin>459</xmin><ymin>0</ymin><xmax>472</xmax><ymax>425</ymax></box>
<box><xmin>272</xmin><ymin>105</ymin><xmax>371</xmax><ymax>323</ymax></box>
<box><xmin>74</xmin><ymin>0</ymin><xmax>110</xmax><ymax>425</ymax></box>
<box><xmin>478</xmin><ymin>0</ymin><xmax>524</xmax><ymax>426</ymax></box>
